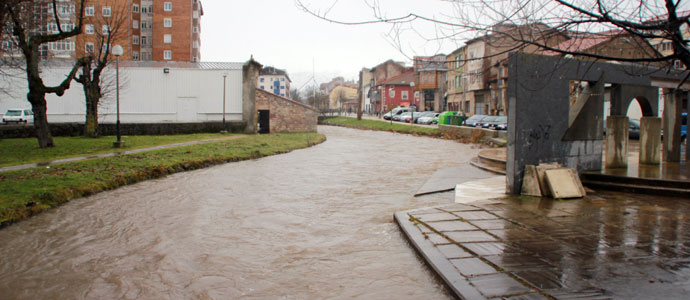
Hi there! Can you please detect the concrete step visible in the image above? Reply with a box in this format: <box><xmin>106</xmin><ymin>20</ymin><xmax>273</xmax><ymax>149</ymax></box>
<box><xmin>581</xmin><ymin>172</ymin><xmax>690</xmax><ymax>190</ymax></box>
<box><xmin>470</xmin><ymin>157</ymin><xmax>506</xmax><ymax>175</ymax></box>
<box><xmin>581</xmin><ymin>172</ymin><xmax>690</xmax><ymax>197</ymax></box>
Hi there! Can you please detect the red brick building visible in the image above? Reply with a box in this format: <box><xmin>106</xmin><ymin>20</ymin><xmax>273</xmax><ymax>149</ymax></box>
<box><xmin>380</xmin><ymin>70</ymin><xmax>417</xmax><ymax>111</ymax></box>
<box><xmin>14</xmin><ymin>0</ymin><xmax>203</xmax><ymax>62</ymax></box>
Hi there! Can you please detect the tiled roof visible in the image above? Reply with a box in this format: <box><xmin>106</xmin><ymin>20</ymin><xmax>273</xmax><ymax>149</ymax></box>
<box><xmin>542</xmin><ymin>31</ymin><xmax>620</xmax><ymax>55</ymax></box>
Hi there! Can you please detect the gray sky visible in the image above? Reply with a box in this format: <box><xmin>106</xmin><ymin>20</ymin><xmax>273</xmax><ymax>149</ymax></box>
<box><xmin>200</xmin><ymin>0</ymin><xmax>462</xmax><ymax>90</ymax></box>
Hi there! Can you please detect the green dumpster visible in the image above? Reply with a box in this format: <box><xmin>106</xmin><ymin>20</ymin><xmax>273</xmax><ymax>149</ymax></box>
<box><xmin>438</xmin><ymin>111</ymin><xmax>458</xmax><ymax>125</ymax></box>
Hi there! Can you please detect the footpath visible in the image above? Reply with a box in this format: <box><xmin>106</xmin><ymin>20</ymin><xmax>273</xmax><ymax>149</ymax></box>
<box><xmin>0</xmin><ymin>135</ymin><xmax>243</xmax><ymax>173</ymax></box>
<box><xmin>397</xmin><ymin>176</ymin><xmax>690</xmax><ymax>299</ymax></box>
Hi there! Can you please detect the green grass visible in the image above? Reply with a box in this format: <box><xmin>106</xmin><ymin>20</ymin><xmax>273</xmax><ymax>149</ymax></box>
<box><xmin>0</xmin><ymin>132</ymin><xmax>326</xmax><ymax>227</ymax></box>
<box><xmin>322</xmin><ymin>116</ymin><xmax>440</xmax><ymax>136</ymax></box>
<box><xmin>0</xmin><ymin>133</ymin><xmax>228</xmax><ymax>167</ymax></box>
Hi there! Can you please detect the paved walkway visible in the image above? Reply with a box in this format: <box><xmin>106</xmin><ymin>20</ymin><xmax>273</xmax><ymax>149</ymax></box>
<box><xmin>397</xmin><ymin>177</ymin><xmax>690</xmax><ymax>299</ymax></box>
<box><xmin>0</xmin><ymin>135</ymin><xmax>244</xmax><ymax>173</ymax></box>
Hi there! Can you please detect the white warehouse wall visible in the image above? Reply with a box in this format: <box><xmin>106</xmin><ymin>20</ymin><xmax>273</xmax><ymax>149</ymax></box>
<box><xmin>0</xmin><ymin>61</ymin><xmax>244</xmax><ymax>123</ymax></box>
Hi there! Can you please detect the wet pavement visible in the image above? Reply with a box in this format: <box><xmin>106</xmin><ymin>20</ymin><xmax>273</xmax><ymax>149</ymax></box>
<box><xmin>398</xmin><ymin>178</ymin><xmax>690</xmax><ymax>299</ymax></box>
<box><xmin>0</xmin><ymin>126</ymin><xmax>492</xmax><ymax>299</ymax></box>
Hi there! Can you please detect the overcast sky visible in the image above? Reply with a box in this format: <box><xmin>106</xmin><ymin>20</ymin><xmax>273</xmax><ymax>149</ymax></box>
<box><xmin>200</xmin><ymin>0</ymin><xmax>463</xmax><ymax>90</ymax></box>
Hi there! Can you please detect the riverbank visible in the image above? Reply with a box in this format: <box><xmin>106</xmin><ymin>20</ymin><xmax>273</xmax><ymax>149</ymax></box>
<box><xmin>320</xmin><ymin>116</ymin><xmax>441</xmax><ymax>137</ymax></box>
<box><xmin>0</xmin><ymin>132</ymin><xmax>326</xmax><ymax>227</ymax></box>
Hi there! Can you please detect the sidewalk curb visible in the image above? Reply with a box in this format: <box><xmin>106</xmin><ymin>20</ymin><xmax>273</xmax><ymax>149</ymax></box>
<box><xmin>394</xmin><ymin>210</ymin><xmax>485</xmax><ymax>300</ymax></box>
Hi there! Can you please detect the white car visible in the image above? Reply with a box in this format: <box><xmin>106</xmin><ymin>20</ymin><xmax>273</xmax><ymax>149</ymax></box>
<box><xmin>417</xmin><ymin>112</ymin><xmax>439</xmax><ymax>125</ymax></box>
<box><xmin>2</xmin><ymin>109</ymin><xmax>33</xmax><ymax>124</ymax></box>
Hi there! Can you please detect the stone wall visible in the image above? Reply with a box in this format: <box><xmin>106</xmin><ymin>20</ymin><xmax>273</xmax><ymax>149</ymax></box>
<box><xmin>438</xmin><ymin>125</ymin><xmax>506</xmax><ymax>140</ymax></box>
<box><xmin>255</xmin><ymin>89</ymin><xmax>319</xmax><ymax>133</ymax></box>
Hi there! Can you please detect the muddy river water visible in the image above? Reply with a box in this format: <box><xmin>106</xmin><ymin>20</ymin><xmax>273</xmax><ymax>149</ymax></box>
<box><xmin>0</xmin><ymin>126</ymin><xmax>488</xmax><ymax>299</ymax></box>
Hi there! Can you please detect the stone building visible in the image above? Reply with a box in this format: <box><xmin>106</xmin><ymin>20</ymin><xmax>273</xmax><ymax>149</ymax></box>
<box><xmin>255</xmin><ymin>89</ymin><xmax>319</xmax><ymax>133</ymax></box>
<box><xmin>413</xmin><ymin>55</ymin><xmax>447</xmax><ymax>112</ymax></box>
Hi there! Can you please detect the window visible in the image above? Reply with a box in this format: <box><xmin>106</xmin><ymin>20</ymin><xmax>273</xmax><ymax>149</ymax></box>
<box><xmin>193</xmin><ymin>26</ymin><xmax>199</xmax><ymax>33</ymax></box>
<box><xmin>260</xmin><ymin>78</ymin><xmax>264</xmax><ymax>82</ymax></box>
<box><xmin>133</xmin><ymin>4</ymin><xmax>139</xmax><ymax>13</ymax></box>
<box><xmin>102</xmin><ymin>6</ymin><xmax>111</xmax><ymax>17</ymax></box>
<box><xmin>141</xmin><ymin>36</ymin><xmax>148</xmax><ymax>46</ymax></box>
<box><xmin>102</xmin><ymin>25</ymin><xmax>110</xmax><ymax>35</ymax></box>
<box><xmin>133</xmin><ymin>20</ymin><xmax>139</xmax><ymax>29</ymax></box>
<box><xmin>85</xmin><ymin>24</ymin><xmax>94</xmax><ymax>34</ymax></box>
<box><xmin>133</xmin><ymin>51</ymin><xmax>139</xmax><ymax>60</ymax></box>
<box><xmin>164</xmin><ymin>34</ymin><xmax>171</xmax><ymax>43</ymax></box>
<box><xmin>280</xmin><ymin>86</ymin><xmax>285</xmax><ymax>89</ymax></box>
<box><xmin>49</xmin><ymin>41</ymin><xmax>74</xmax><ymax>51</ymax></box>
<box><xmin>164</xmin><ymin>2</ymin><xmax>172</xmax><ymax>11</ymax></box>
<box><xmin>164</xmin><ymin>18</ymin><xmax>172</xmax><ymax>28</ymax></box>
<box><xmin>193</xmin><ymin>40</ymin><xmax>199</xmax><ymax>48</ymax></box>
<box><xmin>260</xmin><ymin>86</ymin><xmax>265</xmax><ymax>90</ymax></box>
<box><xmin>164</xmin><ymin>50</ymin><xmax>172</xmax><ymax>60</ymax></box>
<box><xmin>85</xmin><ymin>6</ymin><xmax>94</xmax><ymax>16</ymax></box>
<box><xmin>133</xmin><ymin>35</ymin><xmax>139</xmax><ymax>45</ymax></box>
<box><xmin>389</xmin><ymin>89</ymin><xmax>395</xmax><ymax>98</ymax></box>
<box><xmin>402</xmin><ymin>91</ymin><xmax>409</xmax><ymax>100</ymax></box>
<box><xmin>281</xmin><ymin>78</ymin><xmax>285</xmax><ymax>81</ymax></box>
<box><xmin>85</xmin><ymin>42</ymin><xmax>94</xmax><ymax>54</ymax></box>
<box><xmin>193</xmin><ymin>11</ymin><xmax>199</xmax><ymax>18</ymax></box>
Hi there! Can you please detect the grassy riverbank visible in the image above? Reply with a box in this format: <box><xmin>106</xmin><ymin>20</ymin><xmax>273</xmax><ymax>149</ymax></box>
<box><xmin>0</xmin><ymin>133</ymin><xmax>229</xmax><ymax>167</ymax></box>
<box><xmin>321</xmin><ymin>117</ymin><xmax>440</xmax><ymax>136</ymax></box>
<box><xmin>0</xmin><ymin>132</ymin><xmax>325</xmax><ymax>227</ymax></box>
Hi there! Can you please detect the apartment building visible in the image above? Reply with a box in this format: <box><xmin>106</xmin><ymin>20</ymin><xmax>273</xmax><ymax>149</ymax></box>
<box><xmin>413</xmin><ymin>55</ymin><xmax>447</xmax><ymax>112</ymax></box>
<box><xmin>2</xmin><ymin>0</ymin><xmax>202</xmax><ymax>62</ymax></box>
<box><xmin>257</xmin><ymin>66</ymin><xmax>291</xmax><ymax>98</ymax></box>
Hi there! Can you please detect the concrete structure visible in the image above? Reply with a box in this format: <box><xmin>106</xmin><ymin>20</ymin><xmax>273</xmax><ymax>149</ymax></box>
<box><xmin>0</xmin><ymin>61</ymin><xmax>244</xmax><ymax>123</ymax></box>
<box><xmin>640</xmin><ymin>117</ymin><xmax>662</xmax><ymax>164</ymax></box>
<box><xmin>255</xmin><ymin>89</ymin><xmax>318</xmax><ymax>133</ymax></box>
<box><xmin>606</xmin><ymin>116</ymin><xmax>629</xmax><ymax>168</ymax></box>
<box><xmin>506</xmin><ymin>53</ymin><xmax>688</xmax><ymax>194</ymax></box>
<box><xmin>257</xmin><ymin>66</ymin><xmax>291</xmax><ymax>98</ymax></box>
<box><xmin>1</xmin><ymin>0</ymin><xmax>203</xmax><ymax>62</ymax></box>
<box><xmin>358</xmin><ymin>68</ymin><xmax>374</xmax><ymax>114</ymax></box>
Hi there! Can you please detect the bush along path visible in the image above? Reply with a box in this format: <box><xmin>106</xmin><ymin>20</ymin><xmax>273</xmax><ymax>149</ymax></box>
<box><xmin>320</xmin><ymin>117</ymin><xmax>441</xmax><ymax>137</ymax></box>
<box><xmin>0</xmin><ymin>132</ymin><xmax>326</xmax><ymax>228</ymax></box>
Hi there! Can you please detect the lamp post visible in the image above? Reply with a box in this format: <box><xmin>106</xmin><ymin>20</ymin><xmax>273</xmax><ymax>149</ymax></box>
<box><xmin>221</xmin><ymin>73</ymin><xmax>228</xmax><ymax>133</ymax></box>
<box><xmin>112</xmin><ymin>45</ymin><xmax>124</xmax><ymax>148</ymax></box>
<box><xmin>388</xmin><ymin>87</ymin><xmax>393</xmax><ymax>125</ymax></box>
<box><xmin>410</xmin><ymin>81</ymin><xmax>415</xmax><ymax>123</ymax></box>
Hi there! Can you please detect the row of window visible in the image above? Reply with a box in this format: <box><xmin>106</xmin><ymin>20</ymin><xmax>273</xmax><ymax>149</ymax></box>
<box><xmin>259</xmin><ymin>77</ymin><xmax>287</xmax><ymax>82</ymax></box>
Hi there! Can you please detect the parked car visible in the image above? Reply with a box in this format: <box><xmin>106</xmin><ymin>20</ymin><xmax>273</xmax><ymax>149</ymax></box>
<box><xmin>475</xmin><ymin>116</ymin><xmax>500</xmax><ymax>128</ymax></box>
<box><xmin>463</xmin><ymin>114</ymin><xmax>487</xmax><ymax>127</ymax></box>
<box><xmin>603</xmin><ymin>118</ymin><xmax>641</xmax><ymax>140</ymax></box>
<box><xmin>2</xmin><ymin>109</ymin><xmax>33</xmax><ymax>124</ymax></box>
<box><xmin>417</xmin><ymin>112</ymin><xmax>439</xmax><ymax>125</ymax></box>
<box><xmin>415</xmin><ymin>112</ymin><xmax>435</xmax><ymax>124</ymax></box>
<box><xmin>682</xmin><ymin>112</ymin><xmax>687</xmax><ymax>143</ymax></box>
<box><xmin>383</xmin><ymin>107</ymin><xmax>410</xmax><ymax>120</ymax></box>
<box><xmin>403</xmin><ymin>112</ymin><xmax>422</xmax><ymax>123</ymax></box>
<box><xmin>396</xmin><ymin>112</ymin><xmax>412</xmax><ymax>122</ymax></box>
<box><xmin>488</xmin><ymin>116</ymin><xmax>508</xmax><ymax>130</ymax></box>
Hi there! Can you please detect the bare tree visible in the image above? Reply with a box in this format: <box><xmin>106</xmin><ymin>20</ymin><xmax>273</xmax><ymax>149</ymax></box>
<box><xmin>75</xmin><ymin>3</ymin><xmax>128</xmax><ymax>138</ymax></box>
<box><xmin>296</xmin><ymin>1</ymin><xmax>686</xmax><ymax>69</ymax></box>
<box><xmin>2</xmin><ymin>0</ymin><xmax>88</xmax><ymax>148</ymax></box>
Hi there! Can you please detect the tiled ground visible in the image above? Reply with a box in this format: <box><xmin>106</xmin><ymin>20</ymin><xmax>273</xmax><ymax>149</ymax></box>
<box><xmin>405</xmin><ymin>190</ymin><xmax>690</xmax><ymax>299</ymax></box>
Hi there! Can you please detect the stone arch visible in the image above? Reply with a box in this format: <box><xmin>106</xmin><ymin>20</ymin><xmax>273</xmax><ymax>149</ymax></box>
<box><xmin>627</xmin><ymin>97</ymin><xmax>655</xmax><ymax>117</ymax></box>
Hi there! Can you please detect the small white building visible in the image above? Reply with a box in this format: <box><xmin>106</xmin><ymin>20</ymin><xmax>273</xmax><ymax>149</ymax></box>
<box><xmin>0</xmin><ymin>61</ymin><xmax>244</xmax><ymax>123</ymax></box>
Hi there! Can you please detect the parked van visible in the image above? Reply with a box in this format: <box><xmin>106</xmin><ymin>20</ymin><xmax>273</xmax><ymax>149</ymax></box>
<box><xmin>2</xmin><ymin>109</ymin><xmax>33</xmax><ymax>124</ymax></box>
<box><xmin>383</xmin><ymin>107</ymin><xmax>410</xmax><ymax>120</ymax></box>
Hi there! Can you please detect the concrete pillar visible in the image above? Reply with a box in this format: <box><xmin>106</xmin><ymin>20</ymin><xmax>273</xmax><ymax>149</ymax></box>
<box><xmin>606</xmin><ymin>116</ymin><xmax>629</xmax><ymax>168</ymax></box>
<box><xmin>243</xmin><ymin>57</ymin><xmax>262</xmax><ymax>134</ymax></box>
<box><xmin>639</xmin><ymin>117</ymin><xmax>661</xmax><ymax>165</ymax></box>
<box><xmin>662</xmin><ymin>89</ymin><xmax>682</xmax><ymax>162</ymax></box>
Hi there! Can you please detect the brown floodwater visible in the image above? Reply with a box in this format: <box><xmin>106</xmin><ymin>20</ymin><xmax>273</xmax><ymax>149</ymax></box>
<box><xmin>0</xmin><ymin>126</ymin><xmax>489</xmax><ymax>299</ymax></box>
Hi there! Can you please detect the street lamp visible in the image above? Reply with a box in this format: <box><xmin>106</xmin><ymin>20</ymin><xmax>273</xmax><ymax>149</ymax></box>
<box><xmin>112</xmin><ymin>45</ymin><xmax>124</xmax><ymax>148</ymax></box>
<box><xmin>221</xmin><ymin>73</ymin><xmax>228</xmax><ymax>133</ymax></box>
<box><xmin>410</xmin><ymin>81</ymin><xmax>415</xmax><ymax>123</ymax></box>
<box><xmin>388</xmin><ymin>87</ymin><xmax>393</xmax><ymax>125</ymax></box>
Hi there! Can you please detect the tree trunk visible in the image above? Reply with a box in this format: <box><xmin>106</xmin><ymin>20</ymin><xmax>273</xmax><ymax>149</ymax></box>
<box><xmin>83</xmin><ymin>85</ymin><xmax>101</xmax><ymax>137</ymax></box>
<box><xmin>29</xmin><ymin>91</ymin><xmax>54</xmax><ymax>148</ymax></box>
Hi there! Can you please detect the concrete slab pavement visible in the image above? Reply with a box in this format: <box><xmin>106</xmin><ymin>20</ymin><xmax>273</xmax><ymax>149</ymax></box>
<box><xmin>398</xmin><ymin>176</ymin><xmax>690</xmax><ymax>299</ymax></box>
